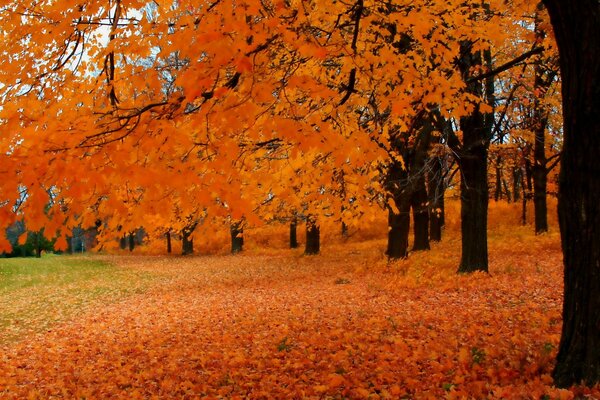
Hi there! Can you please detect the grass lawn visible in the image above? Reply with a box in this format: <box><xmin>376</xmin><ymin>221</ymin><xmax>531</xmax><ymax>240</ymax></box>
<box><xmin>0</xmin><ymin>255</ymin><xmax>154</xmax><ymax>344</ymax></box>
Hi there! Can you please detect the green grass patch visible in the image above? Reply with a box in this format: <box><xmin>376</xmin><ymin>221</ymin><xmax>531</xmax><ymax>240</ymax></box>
<box><xmin>0</xmin><ymin>255</ymin><xmax>155</xmax><ymax>344</ymax></box>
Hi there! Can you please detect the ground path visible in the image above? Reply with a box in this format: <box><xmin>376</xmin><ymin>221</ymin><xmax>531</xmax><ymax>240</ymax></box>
<box><xmin>0</xmin><ymin>232</ymin><xmax>592</xmax><ymax>398</ymax></box>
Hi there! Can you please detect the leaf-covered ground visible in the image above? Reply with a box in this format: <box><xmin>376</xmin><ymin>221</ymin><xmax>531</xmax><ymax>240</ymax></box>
<box><xmin>1</xmin><ymin>224</ymin><xmax>598</xmax><ymax>398</ymax></box>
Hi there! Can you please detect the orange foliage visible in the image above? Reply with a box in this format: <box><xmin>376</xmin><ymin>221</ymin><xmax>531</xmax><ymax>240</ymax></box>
<box><xmin>0</xmin><ymin>206</ymin><xmax>595</xmax><ymax>398</ymax></box>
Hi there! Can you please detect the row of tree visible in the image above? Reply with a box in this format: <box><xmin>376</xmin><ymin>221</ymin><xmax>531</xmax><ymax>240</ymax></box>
<box><xmin>0</xmin><ymin>0</ymin><xmax>598</xmax><ymax>388</ymax></box>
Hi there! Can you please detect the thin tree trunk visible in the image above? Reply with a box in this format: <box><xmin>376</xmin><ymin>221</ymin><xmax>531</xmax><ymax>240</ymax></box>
<box><xmin>166</xmin><ymin>230</ymin><xmax>172</xmax><ymax>254</ymax></box>
<box><xmin>128</xmin><ymin>232</ymin><xmax>135</xmax><ymax>252</ymax></box>
<box><xmin>513</xmin><ymin>167</ymin><xmax>522</xmax><ymax>202</ymax></box>
<box><xmin>428</xmin><ymin>157</ymin><xmax>444</xmax><ymax>242</ymax></box>
<box><xmin>532</xmin><ymin>13</ymin><xmax>551</xmax><ymax>234</ymax></box>
<box><xmin>411</xmin><ymin>174</ymin><xmax>430</xmax><ymax>251</ymax></box>
<box><xmin>495</xmin><ymin>161</ymin><xmax>502</xmax><ymax>201</ymax></box>
<box><xmin>543</xmin><ymin>0</ymin><xmax>600</xmax><ymax>387</ymax></box>
<box><xmin>289</xmin><ymin>218</ymin><xmax>298</xmax><ymax>248</ymax></box>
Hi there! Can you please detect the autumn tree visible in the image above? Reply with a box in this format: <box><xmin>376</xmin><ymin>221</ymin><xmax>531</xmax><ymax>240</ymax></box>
<box><xmin>542</xmin><ymin>0</ymin><xmax>600</xmax><ymax>388</ymax></box>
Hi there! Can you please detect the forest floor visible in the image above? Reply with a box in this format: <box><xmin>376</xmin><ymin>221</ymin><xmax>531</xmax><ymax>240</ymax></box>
<box><xmin>0</xmin><ymin>213</ymin><xmax>598</xmax><ymax>399</ymax></box>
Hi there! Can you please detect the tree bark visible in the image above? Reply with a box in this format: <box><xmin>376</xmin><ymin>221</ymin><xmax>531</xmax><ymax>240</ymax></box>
<box><xmin>181</xmin><ymin>223</ymin><xmax>196</xmax><ymax>255</ymax></box>
<box><xmin>456</xmin><ymin>40</ymin><xmax>490</xmax><ymax>274</ymax></box>
<box><xmin>543</xmin><ymin>0</ymin><xmax>600</xmax><ymax>387</ymax></box>
<box><xmin>513</xmin><ymin>167</ymin><xmax>522</xmax><ymax>202</ymax></box>
<box><xmin>230</xmin><ymin>221</ymin><xmax>243</xmax><ymax>254</ymax></box>
<box><xmin>304</xmin><ymin>215</ymin><xmax>320</xmax><ymax>255</ymax></box>
<box><xmin>166</xmin><ymin>230</ymin><xmax>172</xmax><ymax>254</ymax></box>
<box><xmin>532</xmin><ymin>10</ymin><xmax>552</xmax><ymax>234</ymax></box>
<box><xmin>289</xmin><ymin>218</ymin><xmax>298</xmax><ymax>248</ymax></box>
<box><xmin>385</xmin><ymin>159</ymin><xmax>410</xmax><ymax>259</ymax></box>
<box><xmin>428</xmin><ymin>157</ymin><xmax>445</xmax><ymax>242</ymax></box>
<box><xmin>128</xmin><ymin>232</ymin><xmax>135</xmax><ymax>252</ymax></box>
<box><xmin>387</xmin><ymin>199</ymin><xmax>410</xmax><ymax>259</ymax></box>
<box><xmin>411</xmin><ymin>174</ymin><xmax>430</xmax><ymax>251</ymax></box>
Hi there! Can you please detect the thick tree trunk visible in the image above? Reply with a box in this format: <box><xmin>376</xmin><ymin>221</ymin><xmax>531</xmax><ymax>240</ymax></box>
<box><xmin>289</xmin><ymin>218</ymin><xmax>298</xmax><ymax>248</ymax></box>
<box><xmin>411</xmin><ymin>174</ymin><xmax>430</xmax><ymax>251</ymax></box>
<box><xmin>385</xmin><ymin>159</ymin><xmax>410</xmax><ymax>259</ymax></box>
<box><xmin>304</xmin><ymin>216</ymin><xmax>320</xmax><ymax>255</ymax></box>
<box><xmin>119</xmin><ymin>235</ymin><xmax>127</xmax><ymax>250</ymax></box>
<box><xmin>230</xmin><ymin>221</ymin><xmax>243</xmax><ymax>254</ymax></box>
<box><xmin>166</xmin><ymin>230</ymin><xmax>172</xmax><ymax>254</ymax></box>
<box><xmin>182</xmin><ymin>233</ymin><xmax>193</xmax><ymax>255</ymax></box>
<box><xmin>543</xmin><ymin>0</ymin><xmax>600</xmax><ymax>387</ymax></box>
<box><xmin>128</xmin><ymin>233</ymin><xmax>135</xmax><ymax>252</ymax></box>
<box><xmin>457</xmin><ymin>41</ymin><xmax>490</xmax><ymax>274</ymax></box>
<box><xmin>181</xmin><ymin>225</ymin><xmax>195</xmax><ymax>255</ymax></box>
<box><xmin>387</xmin><ymin>206</ymin><xmax>410</xmax><ymax>259</ymax></box>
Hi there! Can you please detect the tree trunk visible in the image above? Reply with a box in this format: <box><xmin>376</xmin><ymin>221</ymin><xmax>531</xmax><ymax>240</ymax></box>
<box><xmin>181</xmin><ymin>224</ymin><xmax>196</xmax><ymax>255</ymax></box>
<box><xmin>513</xmin><ymin>167</ymin><xmax>522</xmax><ymax>202</ymax></box>
<box><xmin>428</xmin><ymin>157</ymin><xmax>444</xmax><ymax>242</ymax></box>
<box><xmin>387</xmin><ymin>198</ymin><xmax>410</xmax><ymax>259</ymax></box>
<box><xmin>230</xmin><ymin>221</ymin><xmax>243</xmax><ymax>254</ymax></box>
<box><xmin>457</xmin><ymin>40</ymin><xmax>490</xmax><ymax>274</ymax></box>
<box><xmin>128</xmin><ymin>232</ymin><xmax>135</xmax><ymax>252</ymax></box>
<box><xmin>532</xmin><ymin>159</ymin><xmax>548</xmax><ymax>233</ymax></box>
<box><xmin>532</xmin><ymin>11</ymin><xmax>552</xmax><ymax>234</ymax></box>
<box><xmin>289</xmin><ymin>218</ymin><xmax>298</xmax><ymax>248</ymax></box>
<box><xmin>119</xmin><ymin>235</ymin><xmax>127</xmax><ymax>250</ymax></box>
<box><xmin>304</xmin><ymin>216</ymin><xmax>320</xmax><ymax>255</ymax></box>
<box><xmin>411</xmin><ymin>174</ymin><xmax>430</xmax><ymax>251</ymax></box>
<box><xmin>166</xmin><ymin>230</ymin><xmax>172</xmax><ymax>254</ymax></box>
<box><xmin>543</xmin><ymin>0</ymin><xmax>600</xmax><ymax>387</ymax></box>
<box><xmin>494</xmin><ymin>161</ymin><xmax>502</xmax><ymax>201</ymax></box>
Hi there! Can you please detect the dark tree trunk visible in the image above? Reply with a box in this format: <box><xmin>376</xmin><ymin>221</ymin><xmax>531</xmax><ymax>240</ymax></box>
<box><xmin>532</xmin><ymin>11</ymin><xmax>553</xmax><ymax>234</ymax></box>
<box><xmin>119</xmin><ymin>235</ymin><xmax>127</xmax><ymax>250</ymax></box>
<box><xmin>543</xmin><ymin>0</ymin><xmax>600</xmax><ymax>387</ymax></box>
<box><xmin>502</xmin><ymin>178</ymin><xmax>512</xmax><ymax>202</ymax></box>
<box><xmin>494</xmin><ymin>161</ymin><xmax>502</xmax><ymax>201</ymax></box>
<box><xmin>532</xmin><ymin>158</ymin><xmax>548</xmax><ymax>233</ymax></box>
<box><xmin>128</xmin><ymin>233</ymin><xmax>135</xmax><ymax>252</ymax></box>
<box><xmin>428</xmin><ymin>157</ymin><xmax>445</xmax><ymax>242</ymax></box>
<box><xmin>181</xmin><ymin>224</ymin><xmax>196</xmax><ymax>255</ymax></box>
<box><xmin>182</xmin><ymin>234</ymin><xmax>193</xmax><ymax>255</ymax></box>
<box><xmin>230</xmin><ymin>221</ymin><xmax>243</xmax><ymax>254</ymax></box>
<box><xmin>387</xmin><ymin>200</ymin><xmax>410</xmax><ymax>259</ymax></box>
<box><xmin>166</xmin><ymin>230</ymin><xmax>172</xmax><ymax>254</ymax></box>
<box><xmin>513</xmin><ymin>167</ymin><xmax>522</xmax><ymax>202</ymax></box>
<box><xmin>304</xmin><ymin>216</ymin><xmax>320</xmax><ymax>255</ymax></box>
<box><xmin>456</xmin><ymin>41</ymin><xmax>490</xmax><ymax>274</ymax></box>
<box><xmin>411</xmin><ymin>174</ymin><xmax>430</xmax><ymax>251</ymax></box>
<box><xmin>341</xmin><ymin>220</ymin><xmax>348</xmax><ymax>238</ymax></box>
<box><xmin>289</xmin><ymin>218</ymin><xmax>298</xmax><ymax>248</ymax></box>
<box><xmin>385</xmin><ymin>159</ymin><xmax>411</xmax><ymax>259</ymax></box>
